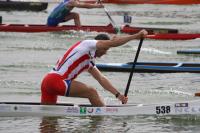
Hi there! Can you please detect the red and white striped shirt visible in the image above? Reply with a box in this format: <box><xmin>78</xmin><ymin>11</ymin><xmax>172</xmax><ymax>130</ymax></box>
<box><xmin>50</xmin><ymin>40</ymin><xmax>97</xmax><ymax>80</ymax></box>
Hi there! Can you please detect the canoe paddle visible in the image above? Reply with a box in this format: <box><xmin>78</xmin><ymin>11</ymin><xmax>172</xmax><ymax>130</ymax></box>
<box><xmin>124</xmin><ymin>38</ymin><xmax>144</xmax><ymax>98</ymax></box>
<box><xmin>97</xmin><ymin>0</ymin><xmax>120</xmax><ymax>33</ymax></box>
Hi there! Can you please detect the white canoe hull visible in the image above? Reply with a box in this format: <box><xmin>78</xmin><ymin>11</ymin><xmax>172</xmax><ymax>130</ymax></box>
<box><xmin>0</xmin><ymin>100</ymin><xmax>200</xmax><ymax>117</ymax></box>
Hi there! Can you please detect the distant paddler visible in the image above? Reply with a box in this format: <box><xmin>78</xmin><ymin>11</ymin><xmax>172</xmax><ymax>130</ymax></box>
<box><xmin>47</xmin><ymin>0</ymin><xmax>103</xmax><ymax>26</ymax></box>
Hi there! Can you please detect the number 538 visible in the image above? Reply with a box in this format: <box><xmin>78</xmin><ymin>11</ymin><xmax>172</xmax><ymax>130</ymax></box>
<box><xmin>156</xmin><ymin>106</ymin><xmax>171</xmax><ymax>114</ymax></box>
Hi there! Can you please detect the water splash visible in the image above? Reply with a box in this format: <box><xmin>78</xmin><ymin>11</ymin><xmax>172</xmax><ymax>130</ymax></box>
<box><xmin>103</xmin><ymin>97</ymin><xmax>121</xmax><ymax>105</ymax></box>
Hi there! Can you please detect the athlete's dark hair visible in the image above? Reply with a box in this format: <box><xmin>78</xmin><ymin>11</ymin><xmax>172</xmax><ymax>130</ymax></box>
<box><xmin>94</xmin><ymin>34</ymin><xmax>110</xmax><ymax>40</ymax></box>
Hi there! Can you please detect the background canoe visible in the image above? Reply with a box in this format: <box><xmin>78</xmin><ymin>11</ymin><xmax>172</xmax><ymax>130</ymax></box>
<box><xmin>177</xmin><ymin>49</ymin><xmax>200</xmax><ymax>54</ymax></box>
<box><xmin>0</xmin><ymin>23</ymin><xmax>178</xmax><ymax>34</ymax></box>
<box><xmin>147</xmin><ymin>33</ymin><xmax>200</xmax><ymax>40</ymax></box>
<box><xmin>0</xmin><ymin>0</ymin><xmax>48</xmax><ymax>11</ymax></box>
<box><xmin>96</xmin><ymin>62</ymin><xmax>200</xmax><ymax>73</ymax></box>
<box><xmin>81</xmin><ymin>0</ymin><xmax>200</xmax><ymax>4</ymax></box>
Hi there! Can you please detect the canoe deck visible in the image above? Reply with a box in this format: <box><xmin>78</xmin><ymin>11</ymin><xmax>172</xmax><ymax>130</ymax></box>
<box><xmin>1</xmin><ymin>100</ymin><xmax>200</xmax><ymax>116</ymax></box>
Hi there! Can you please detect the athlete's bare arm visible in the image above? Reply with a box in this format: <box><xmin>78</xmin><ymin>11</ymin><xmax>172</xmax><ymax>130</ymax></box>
<box><xmin>88</xmin><ymin>66</ymin><xmax>118</xmax><ymax>95</ymax></box>
<box><xmin>96</xmin><ymin>30</ymin><xmax>148</xmax><ymax>50</ymax></box>
<box><xmin>88</xmin><ymin>66</ymin><xmax>128</xmax><ymax>104</ymax></box>
<box><xmin>67</xmin><ymin>0</ymin><xmax>103</xmax><ymax>8</ymax></box>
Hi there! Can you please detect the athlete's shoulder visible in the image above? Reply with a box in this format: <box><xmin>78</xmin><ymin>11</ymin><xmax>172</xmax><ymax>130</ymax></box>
<box><xmin>80</xmin><ymin>40</ymin><xmax>97</xmax><ymax>49</ymax></box>
<box><xmin>82</xmin><ymin>40</ymin><xmax>97</xmax><ymax>45</ymax></box>
<box><xmin>82</xmin><ymin>39</ymin><xmax>97</xmax><ymax>43</ymax></box>
<box><xmin>66</xmin><ymin>0</ymin><xmax>77</xmax><ymax>6</ymax></box>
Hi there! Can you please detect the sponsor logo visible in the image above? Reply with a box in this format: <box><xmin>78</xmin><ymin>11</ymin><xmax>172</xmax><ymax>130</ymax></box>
<box><xmin>87</xmin><ymin>108</ymin><xmax>94</xmax><ymax>114</ymax></box>
<box><xmin>16</xmin><ymin>106</ymin><xmax>32</xmax><ymax>112</ymax></box>
<box><xmin>105</xmin><ymin>108</ymin><xmax>118</xmax><ymax>113</ymax></box>
<box><xmin>175</xmin><ymin>103</ymin><xmax>188</xmax><ymax>107</ymax></box>
<box><xmin>0</xmin><ymin>106</ymin><xmax>11</xmax><ymax>111</ymax></box>
<box><xmin>95</xmin><ymin>108</ymin><xmax>101</xmax><ymax>114</ymax></box>
<box><xmin>80</xmin><ymin>107</ymin><xmax>86</xmax><ymax>114</ymax></box>
<box><xmin>175</xmin><ymin>107</ymin><xmax>200</xmax><ymax>114</ymax></box>
<box><xmin>66</xmin><ymin>107</ymin><xmax>79</xmax><ymax>114</ymax></box>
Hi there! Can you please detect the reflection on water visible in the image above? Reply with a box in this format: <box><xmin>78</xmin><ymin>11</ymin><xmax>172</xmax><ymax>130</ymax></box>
<box><xmin>38</xmin><ymin>115</ymin><xmax>200</xmax><ymax>133</ymax></box>
<box><xmin>39</xmin><ymin>116</ymin><xmax>106</xmax><ymax>133</ymax></box>
<box><xmin>40</xmin><ymin>117</ymin><xmax>60</xmax><ymax>133</ymax></box>
<box><xmin>1</xmin><ymin>115</ymin><xmax>200</xmax><ymax>132</ymax></box>
<box><xmin>155</xmin><ymin>115</ymin><xmax>200</xmax><ymax>132</ymax></box>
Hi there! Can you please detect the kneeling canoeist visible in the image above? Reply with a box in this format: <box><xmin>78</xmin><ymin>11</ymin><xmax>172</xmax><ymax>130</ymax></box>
<box><xmin>41</xmin><ymin>30</ymin><xmax>148</xmax><ymax>106</ymax></box>
<box><xmin>47</xmin><ymin>0</ymin><xmax>103</xmax><ymax>26</ymax></box>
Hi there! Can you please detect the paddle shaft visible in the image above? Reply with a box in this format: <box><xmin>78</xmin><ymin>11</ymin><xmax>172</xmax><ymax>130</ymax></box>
<box><xmin>98</xmin><ymin>0</ymin><xmax>117</xmax><ymax>28</ymax></box>
<box><xmin>103</xmin><ymin>8</ymin><xmax>116</xmax><ymax>27</ymax></box>
<box><xmin>124</xmin><ymin>38</ymin><xmax>144</xmax><ymax>97</ymax></box>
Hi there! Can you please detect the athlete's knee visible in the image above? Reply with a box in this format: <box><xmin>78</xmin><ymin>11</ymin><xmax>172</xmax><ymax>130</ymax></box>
<box><xmin>88</xmin><ymin>87</ymin><xmax>99</xmax><ymax>98</ymax></box>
